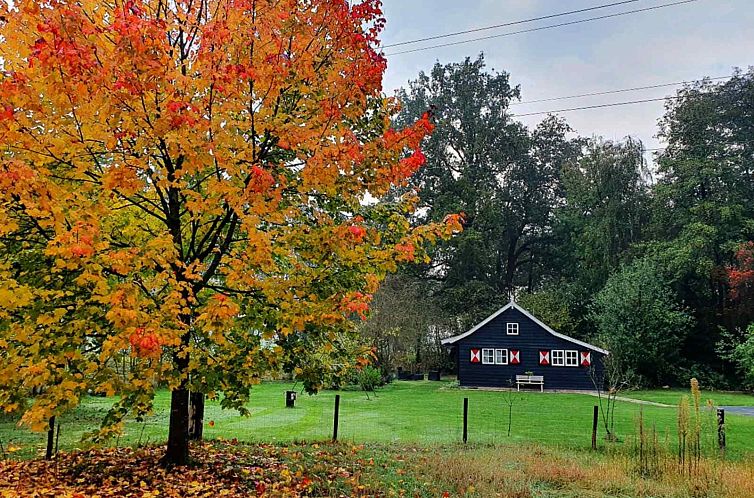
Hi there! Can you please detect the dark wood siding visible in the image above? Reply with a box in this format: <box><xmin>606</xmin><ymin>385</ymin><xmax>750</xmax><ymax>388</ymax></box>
<box><xmin>455</xmin><ymin>307</ymin><xmax>606</xmax><ymax>390</ymax></box>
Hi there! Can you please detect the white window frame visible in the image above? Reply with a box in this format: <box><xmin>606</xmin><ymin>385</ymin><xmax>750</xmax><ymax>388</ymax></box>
<box><xmin>494</xmin><ymin>348</ymin><xmax>508</xmax><ymax>365</ymax></box>
<box><xmin>551</xmin><ymin>349</ymin><xmax>565</xmax><ymax>366</ymax></box>
<box><xmin>481</xmin><ymin>348</ymin><xmax>495</xmax><ymax>365</ymax></box>
<box><xmin>565</xmin><ymin>350</ymin><xmax>579</xmax><ymax>367</ymax></box>
<box><xmin>506</xmin><ymin>322</ymin><xmax>519</xmax><ymax>335</ymax></box>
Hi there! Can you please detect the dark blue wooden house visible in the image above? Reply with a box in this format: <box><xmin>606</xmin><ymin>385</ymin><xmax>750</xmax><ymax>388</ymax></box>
<box><xmin>442</xmin><ymin>300</ymin><xmax>609</xmax><ymax>390</ymax></box>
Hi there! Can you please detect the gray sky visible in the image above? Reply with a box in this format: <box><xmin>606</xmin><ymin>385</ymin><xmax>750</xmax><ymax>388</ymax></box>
<box><xmin>380</xmin><ymin>0</ymin><xmax>754</xmax><ymax>157</ymax></box>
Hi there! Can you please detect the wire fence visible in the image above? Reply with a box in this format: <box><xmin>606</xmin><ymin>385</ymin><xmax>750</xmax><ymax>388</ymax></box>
<box><xmin>0</xmin><ymin>380</ymin><xmax>741</xmax><ymax>460</ymax></box>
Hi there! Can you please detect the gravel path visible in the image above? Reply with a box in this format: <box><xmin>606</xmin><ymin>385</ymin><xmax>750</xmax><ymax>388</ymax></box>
<box><xmin>720</xmin><ymin>406</ymin><xmax>754</xmax><ymax>417</ymax></box>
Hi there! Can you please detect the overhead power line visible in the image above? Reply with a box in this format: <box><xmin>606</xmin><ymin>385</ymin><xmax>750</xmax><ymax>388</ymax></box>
<box><xmin>506</xmin><ymin>72</ymin><xmax>736</xmax><ymax>124</ymax></box>
<box><xmin>512</xmin><ymin>75</ymin><xmax>731</xmax><ymax>106</ymax></box>
<box><xmin>381</xmin><ymin>0</ymin><xmax>642</xmax><ymax>49</ymax></box>
<box><xmin>385</xmin><ymin>0</ymin><xmax>698</xmax><ymax>57</ymax></box>
<box><xmin>511</xmin><ymin>95</ymin><xmax>681</xmax><ymax>117</ymax></box>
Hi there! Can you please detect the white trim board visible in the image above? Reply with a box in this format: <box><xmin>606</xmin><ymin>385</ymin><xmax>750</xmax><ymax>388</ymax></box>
<box><xmin>440</xmin><ymin>300</ymin><xmax>610</xmax><ymax>356</ymax></box>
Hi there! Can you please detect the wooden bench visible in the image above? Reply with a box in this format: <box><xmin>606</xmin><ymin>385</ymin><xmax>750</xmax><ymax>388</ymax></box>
<box><xmin>516</xmin><ymin>375</ymin><xmax>544</xmax><ymax>392</ymax></box>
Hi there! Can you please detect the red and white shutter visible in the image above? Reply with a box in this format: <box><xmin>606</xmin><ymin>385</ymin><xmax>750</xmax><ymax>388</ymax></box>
<box><xmin>539</xmin><ymin>350</ymin><xmax>550</xmax><ymax>365</ymax></box>
<box><xmin>580</xmin><ymin>351</ymin><xmax>591</xmax><ymax>367</ymax></box>
<box><xmin>470</xmin><ymin>348</ymin><xmax>481</xmax><ymax>363</ymax></box>
<box><xmin>509</xmin><ymin>350</ymin><xmax>520</xmax><ymax>365</ymax></box>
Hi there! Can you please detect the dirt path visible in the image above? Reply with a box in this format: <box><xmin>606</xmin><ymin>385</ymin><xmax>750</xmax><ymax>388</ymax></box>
<box><xmin>582</xmin><ymin>392</ymin><xmax>672</xmax><ymax>407</ymax></box>
<box><xmin>720</xmin><ymin>406</ymin><xmax>754</xmax><ymax>417</ymax></box>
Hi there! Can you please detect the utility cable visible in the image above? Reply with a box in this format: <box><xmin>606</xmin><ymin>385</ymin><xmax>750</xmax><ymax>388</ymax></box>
<box><xmin>381</xmin><ymin>0</ymin><xmax>642</xmax><ymax>49</ymax></box>
<box><xmin>511</xmin><ymin>96</ymin><xmax>680</xmax><ymax>117</ymax></box>
<box><xmin>512</xmin><ymin>75</ymin><xmax>730</xmax><ymax>106</ymax></box>
<box><xmin>385</xmin><ymin>0</ymin><xmax>698</xmax><ymax>57</ymax></box>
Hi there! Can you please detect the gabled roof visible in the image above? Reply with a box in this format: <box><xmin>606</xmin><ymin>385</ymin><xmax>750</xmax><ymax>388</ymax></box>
<box><xmin>440</xmin><ymin>300</ymin><xmax>610</xmax><ymax>355</ymax></box>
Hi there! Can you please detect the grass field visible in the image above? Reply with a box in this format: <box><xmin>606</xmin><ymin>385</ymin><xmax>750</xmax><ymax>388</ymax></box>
<box><xmin>2</xmin><ymin>381</ymin><xmax>754</xmax><ymax>461</ymax></box>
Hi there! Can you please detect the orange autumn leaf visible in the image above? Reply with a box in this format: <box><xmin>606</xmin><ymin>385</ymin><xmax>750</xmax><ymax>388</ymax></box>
<box><xmin>129</xmin><ymin>327</ymin><xmax>162</xmax><ymax>358</ymax></box>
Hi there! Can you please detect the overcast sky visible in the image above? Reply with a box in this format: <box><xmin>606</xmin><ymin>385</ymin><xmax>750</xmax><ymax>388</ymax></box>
<box><xmin>379</xmin><ymin>0</ymin><xmax>754</xmax><ymax>158</ymax></box>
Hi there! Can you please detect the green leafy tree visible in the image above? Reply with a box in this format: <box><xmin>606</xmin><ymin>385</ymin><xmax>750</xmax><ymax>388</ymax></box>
<box><xmin>647</xmin><ymin>69</ymin><xmax>754</xmax><ymax>379</ymax></box>
<box><xmin>394</xmin><ymin>55</ymin><xmax>581</xmax><ymax>325</ymax></box>
<box><xmin>516</xmin><ymin>283</ymin><xmax>582</xmax><ymax>339</ymax></box>
<box><xmin>555</xmin><ymin>137</ymin><xmax>650</xmax><ymax>293</ymax></box>
<box><xmin>591</xmin><ymin>258</ymin><xmax>694</xmax><ymax>385</ymax></box>
<box><xmin>728</xmin><ymin>325</ymin><xmax>754</xmax><ymax>387</ymax></box>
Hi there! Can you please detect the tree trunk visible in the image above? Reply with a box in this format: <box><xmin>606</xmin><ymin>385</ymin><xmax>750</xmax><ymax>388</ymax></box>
<box><xmin>188</xmin><ymin>392</ymin><xmax>205</xmax><ymax>441</ymax></box>
<box><xmin>163</xmin><ymin>333</ymin><xmax>191</xmax><ymax>466</ymax></box>
<box><xmin>163</xmin><ymin>386</ymin><xmax>190</xmax><ymax>466</ymax></box>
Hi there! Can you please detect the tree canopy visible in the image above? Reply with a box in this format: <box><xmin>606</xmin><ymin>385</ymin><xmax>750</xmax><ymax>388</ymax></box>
<box><xmin>394</xmin><ymin>55</ymin><xmax>581</xmax><ymax>326</ymax></box>
<box><xmin>0</xmin><ymin>0</ymin><xmax>461</xmax><ymax>465</ymax></box>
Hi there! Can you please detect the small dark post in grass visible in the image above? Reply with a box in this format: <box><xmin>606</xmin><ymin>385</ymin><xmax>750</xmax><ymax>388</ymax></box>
<box><xmin>591</xmin><ymin>405</ymin><xmax>598</xmax><ymax>450</ymax></box>
<box><xmin>463</xmin><ymin>397</ymin><xmax>468</xmax><ymax>444</ymax></box>
<box><xmin>717</xmin><ymin>408</ymin><xmax>726</xmax><ymax>453</ymax></box>
<box><xmin>45</xmin><ymin>416</ymin><xmax>55</xmax><ymax>460</ymax></box>
<box><xmin>188</xmin><ymin>391</ymin><xmax>205</xmax><ymax>441</ymax></box>
<box><xmin>285</xmin><ymin>390</ymin><xmax>296</xmax><ymax>408</ymax></box>
<box><xmin>54</xmin><ymin>421</ymin><xmax>61</xmax><ymax>456</ymax></box>
<box><xmin>332</xmin><ymin>394</ymin><xmax>340</xmax><ymax>442</ymax></box>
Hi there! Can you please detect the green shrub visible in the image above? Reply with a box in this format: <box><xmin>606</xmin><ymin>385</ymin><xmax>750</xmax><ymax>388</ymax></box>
<box><xmin>358</xmin><ymin>366</ymin><xmax>383</xmax><ymax>393</ymax></box>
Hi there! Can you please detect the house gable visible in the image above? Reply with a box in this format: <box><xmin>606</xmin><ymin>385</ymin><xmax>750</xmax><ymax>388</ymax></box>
<box><xmin>442</xmin><ymin>301</ymin><xmax>609</xmax><ymax>355</ymax></box>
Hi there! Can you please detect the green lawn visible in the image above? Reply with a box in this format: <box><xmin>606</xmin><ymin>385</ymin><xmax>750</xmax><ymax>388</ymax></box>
<box><xmin>3</xmin><ymin>381</ymin><xmax>754</xmax><ymax>460</ymax></box>
<box><xmin>623</xmin><ymin>388</ymin><xmax>754</xmax><ymax>406</ymax></box>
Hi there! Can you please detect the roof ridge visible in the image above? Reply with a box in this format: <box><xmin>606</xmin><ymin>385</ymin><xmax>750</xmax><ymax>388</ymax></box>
<box><xmin>440</xmin><ymin>301</ymin><xmax>610</xmax><ymax>355</ymax></box>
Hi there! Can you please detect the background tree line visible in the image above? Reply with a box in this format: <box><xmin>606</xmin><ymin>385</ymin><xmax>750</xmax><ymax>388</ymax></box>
<box><xmin>362</xmin><ymin>55</ymin><xmax>754</xmax><ymax>389</ymax></box>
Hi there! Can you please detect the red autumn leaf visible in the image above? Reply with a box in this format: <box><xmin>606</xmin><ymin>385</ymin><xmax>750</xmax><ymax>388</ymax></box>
<box><xmin>348</xmin><ymin>225</ymin><xmax>366</xmax><ymax>242</ymax></box>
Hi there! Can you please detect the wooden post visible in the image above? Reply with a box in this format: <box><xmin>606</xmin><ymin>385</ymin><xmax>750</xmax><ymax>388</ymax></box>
<box><xmin>591</xmin><ymin>405</ymin><xmax>598</xmax><ymax>450</ymax></box>
<box><xmin>463</xmin><ymin>397</ymin><xmax>468</xmax><ymax>444</ymax></box>
<box><xmin>45</xmin><ymin>416</ymin><xmax>55</xmax><ymax>460</ymax></box>
<box><xmin>717</xmin><ymin>408</ymin><xmax>726</xmax><ymax>452</ymax></box>
<box><xmin>332</xmin><ymin>394</ymin><xmax>340</xmax><ymax>442</ymax></box>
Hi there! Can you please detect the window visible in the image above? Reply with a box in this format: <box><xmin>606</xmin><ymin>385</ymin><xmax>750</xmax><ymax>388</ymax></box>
<box><xmin>481</xmin><ymin>348</ymin><xmax>495</xmax><ymax>364</ymax></box>
<box><xmin>506</xmin><ymin>322</ymin><xmax>519</xmax><ymax>335</ymax></box>
<box><xmin>551</xmin><ymin>350</ymin><xmax>578</xmax><ymax>367</ymax></box>
<box><xmin>551</xmin><ymin>350</ymin><xmax>565</xmax><ymax>366</ymax></box>
<box><xmin>481</xmin><ymin>348</ymin><xmax>508</xmax><ymax>365</ymax></box>
<box><xmin>494</xmin><ymin>349</ymin><xmax>508</xmax><ymax>365</ymax></box>
<box><xmin>565</xmin><ymin>350</ymin><xmax>579</xmax><ymax>367</ymax></box>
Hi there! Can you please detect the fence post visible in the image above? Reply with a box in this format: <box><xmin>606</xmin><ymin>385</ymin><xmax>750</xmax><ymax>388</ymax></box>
<box><xmin>591</xmin><ymin>405</ymin><xmax>598</xmax><ymax>450</ymax></box>
<box><xmin>45</xmin><ymin>416</ymin><xmax>55</xmax><ymax>460</ymax></box>
<box><xmin>332</xmin><ymin>394</ymin><xmax>340</xmax><ymax>442</ymax></box>
<box><xmin>463</xmin><ymin>397</ymin><xmax>468</xmax><ymax>444</ymax></box>
<box><xmin>717</xmin><ymin>408</ymin><xmax>726</xmax><ymax>453</ymax></box>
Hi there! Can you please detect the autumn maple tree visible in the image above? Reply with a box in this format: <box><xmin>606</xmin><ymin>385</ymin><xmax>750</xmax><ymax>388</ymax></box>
<box><xmin>0</xmin><ymin>0</ymin><xmax>460</xmax><ymax>465</ymax></box>
<box><xmin>728</xmin><ymin>242</ymin><xmax>754</xmax><ymax>300</ymax></box>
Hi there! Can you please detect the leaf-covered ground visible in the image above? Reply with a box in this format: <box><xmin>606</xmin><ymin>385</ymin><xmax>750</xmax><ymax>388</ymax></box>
<box><xmin>0</xmin><ymin>440</ymin><xmax>442</xmax><ymax>497</ymax></box>
<box><xmin>3</xmin><ymin>439</ymin><xmax>754</xmax><ymax>497</ymax></box>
